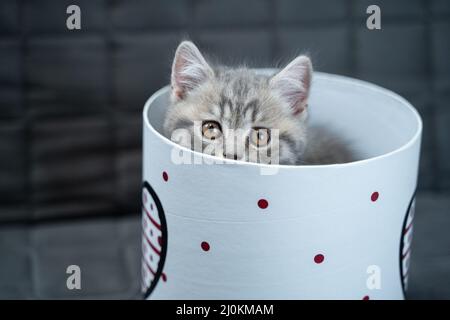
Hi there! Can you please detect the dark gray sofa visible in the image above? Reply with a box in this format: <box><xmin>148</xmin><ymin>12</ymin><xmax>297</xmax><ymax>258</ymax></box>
<box><xmin>0</xmin><ymin>0</ymin><xmax>449</xmax><ymax>299</ymax></box>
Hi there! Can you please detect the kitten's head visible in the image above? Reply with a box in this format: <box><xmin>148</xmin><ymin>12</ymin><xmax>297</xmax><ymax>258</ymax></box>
<box><xmin>164</xmin><ymin>41</ymin><xmax>313</xmax><ymax>165</ymax></box>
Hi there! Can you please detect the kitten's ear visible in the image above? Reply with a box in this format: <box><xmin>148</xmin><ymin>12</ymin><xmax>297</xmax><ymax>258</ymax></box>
<box><xmin>270</xmin><ymin>55</ymin><xmax>312</xmax><ymax>116</ymax></box>
<box><xmin>171</xmin><ymin>41</ymin><xmax>214</xmax><ymax>101</ymax></box>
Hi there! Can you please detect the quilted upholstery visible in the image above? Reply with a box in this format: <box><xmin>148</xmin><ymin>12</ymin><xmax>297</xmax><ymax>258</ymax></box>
<box><xmin>0</xmin><ymin>0</ymin><xmax>449</xmax><ymax>299</ymax></box>
<box><xmin>1</xmin><ymin>0</ymin><xmax>450</xmax><ymax>223</ymax></box>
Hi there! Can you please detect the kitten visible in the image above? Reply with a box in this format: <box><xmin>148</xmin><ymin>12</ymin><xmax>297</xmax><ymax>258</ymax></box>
<box><xmin>163</xmin><ymin>41</ymin><xmax>354</xmax><ymax>165</ymax></box>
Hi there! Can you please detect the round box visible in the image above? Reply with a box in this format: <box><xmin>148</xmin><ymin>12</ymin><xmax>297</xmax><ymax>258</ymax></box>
<box><xmin>141</xmin><ymin>72</ymin><xmax>422</xmax><ymax>300</ymax></box>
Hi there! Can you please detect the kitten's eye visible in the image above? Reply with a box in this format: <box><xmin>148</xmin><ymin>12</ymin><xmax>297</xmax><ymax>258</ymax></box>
<box><xmin>202</xmin><ymin>121</ymin><xmax>222</xmax><ymax>140</ymax></box>
<box><xmin>250</xmin><ymin>127</ymin><xmax>271</xmax><ymax>147</ymax></box>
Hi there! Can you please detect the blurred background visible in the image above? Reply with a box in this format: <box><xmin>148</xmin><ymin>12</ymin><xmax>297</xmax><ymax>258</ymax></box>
<box><xmin>0</xmin><ymin>0</ymin><xmax>449</xmax><ymax>299</ymax></box>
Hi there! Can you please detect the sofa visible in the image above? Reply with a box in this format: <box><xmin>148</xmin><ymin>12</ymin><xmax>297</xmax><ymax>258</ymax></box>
<box><xmin>0</xmin><ymin>0</ymin><xmax>449</xmax><ymax>299</ymax></box>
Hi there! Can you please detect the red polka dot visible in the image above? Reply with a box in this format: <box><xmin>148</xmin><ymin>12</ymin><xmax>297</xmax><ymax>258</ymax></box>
<box><xmin>162</xmin><ymin>273</ymin><xmax>167</xmax><ymax>282</ymax></box>
<box><xmin>258</xmin><ymin>199</ymin><xmax>269</xmax><ymax>209</ymax></box>
<box><xmin>371</xmin><ymin>192</ymin><xmax>379</xmax><ymax>202</ymax></box>
<box><xmin>314</xmin><ymin>254</ymin><xmax>325</xmax><ymax>264</ymax></box>
<box><xmin>162</xmin><ymin>171</ymin><xmax>169</xmax><ymax>182</ymax></box>
<box><xmin>201</xmin><ymin>241</ymin><xmax>210</xmax><ymax>251</ymax></box>
<box><xmin>363</xmin><ymin>295</ymin><xmax>370</xmax><ymax>300</ymax></box>
<box><xmin>158</xmin><ymin>236</ymin><xmax>162</xmax><ymax>246</ymax></box>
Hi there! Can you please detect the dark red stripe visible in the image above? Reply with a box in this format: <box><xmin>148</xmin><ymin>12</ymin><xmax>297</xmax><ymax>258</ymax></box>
<box><xmin>143</xmin><ymin>258</ymin><xmax>156</xmax><ymax>276</ymax></box>
<box><xmin>403</xmin><ymin>221</ymin><xmax>413</xmax><ymax>235</ymax></box>
<box><xmin>144</xmin><ymin>232</ymin><xmax>161</xmax><ymax>256</ymax></box>
<box><xmin>402</xmin><ymin>245</ymin><xmax>412</xmax><ymax>259</ymax></box>
<box><xmin>143</xmin><ymin>205</ymin><xmax>161</xmax><ymax>230</ymax></box>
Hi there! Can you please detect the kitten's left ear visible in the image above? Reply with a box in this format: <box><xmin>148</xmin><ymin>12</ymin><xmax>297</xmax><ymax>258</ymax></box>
<box><xmin>270</xmin><ymin>55</ymin><xmax>312</xmax><ymax>116</ymax></box>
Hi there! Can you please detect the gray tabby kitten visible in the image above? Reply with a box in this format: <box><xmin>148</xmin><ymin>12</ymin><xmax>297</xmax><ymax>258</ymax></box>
<box><xmin>164</xmin><ymin>41</ymin><xmax>354</xmax><ymax>165</ymax></box>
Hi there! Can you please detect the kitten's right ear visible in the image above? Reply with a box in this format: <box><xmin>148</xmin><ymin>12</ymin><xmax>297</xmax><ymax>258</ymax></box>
<box><xmin>171</xmin><ymin>41</ymin><xmax>213</xmax><ymax>101</ymax></box>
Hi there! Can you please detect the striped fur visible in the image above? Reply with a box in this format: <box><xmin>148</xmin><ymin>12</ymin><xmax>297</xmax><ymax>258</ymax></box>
<box><xmin>164</xmin><ymin>41</ymin><xmax>354</xmax><ymax>165</ymax></box>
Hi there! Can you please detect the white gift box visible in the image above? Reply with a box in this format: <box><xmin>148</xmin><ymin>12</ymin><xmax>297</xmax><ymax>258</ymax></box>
<box><xmin>141</xmin><ymin>72</ymin><xmax>422</xmax><ymax>300</ymax></box>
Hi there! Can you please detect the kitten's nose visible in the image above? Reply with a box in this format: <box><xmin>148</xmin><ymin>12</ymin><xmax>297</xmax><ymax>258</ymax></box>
<box><xmin>223</xmin><ymin>152</ymin><xmax>239</xmax><ymax>160</ymax></box>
